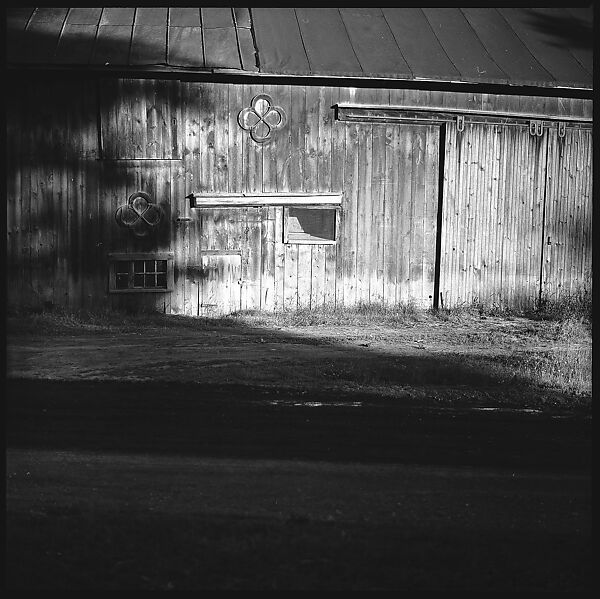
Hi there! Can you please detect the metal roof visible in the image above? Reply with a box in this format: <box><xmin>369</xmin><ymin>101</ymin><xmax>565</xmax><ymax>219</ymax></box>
<box><xmin>5</xmin><ymin>7</ymin><xmax>593</xmax><ymax>90</ymax></box>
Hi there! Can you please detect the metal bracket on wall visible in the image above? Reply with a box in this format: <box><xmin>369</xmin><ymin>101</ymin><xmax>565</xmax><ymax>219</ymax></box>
<box><xmin>557</xmin><ymin>121</ymin><xmax>566</xmax><ymax>138</ymax></box>
<box><xmin>456</xmin><ymin>114</ymin><xmax>465</xmax><ymax>132</ymax></box>
<box><xmin>529</xmin><ymin>120</ymin><xmax>544</xmax><ymax>136</ymax></box>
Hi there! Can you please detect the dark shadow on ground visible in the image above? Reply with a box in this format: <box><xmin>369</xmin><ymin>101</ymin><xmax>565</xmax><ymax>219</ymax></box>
<box><xmin>6</xmin><ymin>377</ymin><xmax>591</xmax><ymax>471</ymax></box>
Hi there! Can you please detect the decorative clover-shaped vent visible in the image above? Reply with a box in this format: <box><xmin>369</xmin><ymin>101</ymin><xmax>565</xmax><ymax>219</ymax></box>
<box><xmin>115</xmin><ymin>191</ymin><xmax>163</xmax><ymax>238</ymax></box>
<box><xmin>238</xmin><ymin>94</ymin><xmax>287</xmax><ymax>143</ymax></box>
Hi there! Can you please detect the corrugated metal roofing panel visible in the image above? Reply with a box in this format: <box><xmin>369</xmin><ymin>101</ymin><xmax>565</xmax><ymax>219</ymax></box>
<box><xmin>202</xmin><ymin>7</ymin><xmax>234</xmax><ymax>29</ymax></box>
<box><xmin>4</xmin><ymin>7</ymin><xmax>592</xmax><ymax>91</ymax></box>
<box><xmin>423</xmin><ymin>8</ymin><xmax>509</xmax><ymax>83</ymax></box>
<box><xmin>135</xmin><ymin>8</ymin><xmax>168</xmax><ymax>27</ymax></box>
<box><xmin>169</xmin><ymin>8</ymin><xmax>201</xmax><ymax>28</ymax></box>
<box><xmin>461</xmin><ymin>8</ymin><xmax>555</xmax><ymax>86</ymax></box>
<box><xmin>29</xmin><ymin>7</ymin><xmax>68</xmax><ymax>23</ymax></box>
<box><xmin>234</xmin><ymin>8</ymin><xmax>252</xmax><ymax>29</ymax></box>
<box><xmin>252</xmin><ymin>8</ymin><xmax>311</xmax><ymax>75</ymax></box>
<box><xmin>498</xmin><ymin>8</ymin><xmax>591</xmax><ymax>87</ymax></box>
<box><xmin>55</xmin><ymin>24</ymin><xmax>98</xmax><ymax>64</ymax></box>
<box><xmin>237</xmin><ymin>27</ymin><xmax>259</xmax><ymax>72</ymax></box>
<box><xmin>66</xmin><ymin>8</ymin><xmax>102</xmax><ymax>25</ymax></box>
<box><xmin>22</xmin><ymin>19</ymin><xmax>63</xmax><ymax>63</ymax></box>
<box><xmin>564</xmin><ymin>8</ymin><xmax>593</xmax><ymax>74</ymax></box>
<box><xmin>168</xmin><ymin>26</ymin><xmax>204</xmax><ymax>68</ymax></box>
<box><xmin>203</xmin><ymin>27</ymin><xmax>240</xmax><ymax>69</ymax></box>
<box><xmin>91</xmin><ymin>25</ymin><xmax>132</xmax><ymax>65</ymax></box>
<box><xmin>382</xmin><ymin>8</ymin><xmax>461</xmax><ymax>81</ymax></box>
<box><xmin>6</xmin><ymin>6</ymin><xmax>35</xmax><ymax>27</ymax></box>
<box><xmin>340</xmin><ymin>8</ymin><xmax>412</xmax><ymax>78</ymax></box>
<box><xmin>100</xmin><ymin>8</ymin><xmax>135</xmax><ymax>26</ymax></box>
<box><xmin>296</xmin><ymin>8</ymin><xmax>362</xmax><ymax>76</ymax></box>
<box><xmin>130</xmin><ymin>25</ymin><xmax>167</xmax><ymax>65</ymax></box>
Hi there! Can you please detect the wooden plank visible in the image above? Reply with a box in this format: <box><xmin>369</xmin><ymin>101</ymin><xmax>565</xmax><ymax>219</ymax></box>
<box><xmin>243</xmin><ymin>85</ymin><xmax>263</xmax><ymax>194</ymax></box>
<box><xmin>296</xmin><ymin>244</ymin><xmax>312</xmax><ymax>308</ymax></box>
<box><xmin>260</xmin><ymin>83</ymin><xmax>280</xmax><ymax>193</ymax></box>
<box><xmin>228</xmin><ymin>84</ymin><xmax>244</xmax><ymax>193</ymax></box>
<box><xmin>191</xmin><ymin>194</ymin><xmax>342</xmax><ymax>207</ymax></box>
<box><xmin>283</xmin><ymin>240</ymin><xmax>298</xmax><ymax>309</ymax></box>
<box><xmin>382</xmin><ymin>125</ymin><xmax>397</xmax><ymax>305</ymax></box>
<box><xmin>304</xmin><ymin>86</ymin><xmax>319</xmax><ymax>194</ymax></box>
<box><xmin>274</xmin><ymin>206</ymin><xmax>286</xmax><ymax>310</ymax></box>
<box><xmin>396</xmin><ymin>127</ymin><xmax>412</xmax><ymax>304</ymax></box>
<box><xmin>476</xmin><ymin>125</ymin><xmax>492</xmax><ymax>305</ymax></box>
<box><xmin>355</xmin><ymin>124</ymin><xmax>371</xmax><ymax>305</ymax></box>
<box><xmin>439</xmin><ymin>123</ymin><xmax>457</xmax><ymax>308</ymax></box>
<box><xmin>485</xmin><ymin>125</ymin><xmax>501</xmax><ymax>305</ymax></box>
<box><xmin>452</xmin><ymin>124</ymin><xmax>468</xmax><ymax>305</ymax></box>
<box><xmin>468</xmin><ymin>124</ymin><xmax>483</xmax><ymax>305</ymax></box>
<box><xmin>410</xmin><ymin>125</ymin><xmax>427</xmax><ymax>304</ymax></box>
<box><xmin>332</xmin><ymin>87</ymin><xmax>348</xmax><ymax>308</ymax></box>
<box><xmin>288</xmin><ymin>86</ymin><xmax>306</xmax><ymax>193</ymax></box>
<box><xmin>6</xmin><ymin>91</ymin><xmax>20</xmax><ymax>307</ymax></box>
<box><xmin>244</xmin><ymin>207</ymin><xmax>262</xmax><ymax>310</ymax></box>
<box><xmin>508</xmin><ymin>127</ymin><xmax>524</xmax><ymax>307</ymax></box>
<box><xmin>132</xmin><ymin>78</ymin><xmax>146</xmax><ymax>159</ymax></box>
<box><xmin>530</xmin><ymin>131</ymin><xmax>548</xmax><ymax>307</ymax></box>
<box><xmin>261</xmin><ymin>206</ymin><xmax>276</xmax><ymax>311</ymax></box>
<box><xmin>318</xmin><ymin>86</ymin><xmax>336</xmax><ymax>306</ymax></box>
<box><xmin>370</xmin><ymin>123</ymin><xmax>386</xmax><ymax>304</ymax></box>
<box><xmin>82</xmin><ymin>80</ymin><xmax>103</xmax><ymax>309</ymax></box>
<box><xmin>54</xmin><ymin>85</ymin><xmax>70</xmax><ymax>308</ymax></box>
<box><xmin>213</xmin><ymin>83</ymin><xmax>230</xmax><ymax>193</ymax></box>
<box><xmin>423</xmin><ymin>124</ymin><xmax>439</xmax><ymax>307</ymax></box>
<box><xmin>581</xmin><ymin>130</ymin><xmax>593</xmax><ymax>286</ymax></box>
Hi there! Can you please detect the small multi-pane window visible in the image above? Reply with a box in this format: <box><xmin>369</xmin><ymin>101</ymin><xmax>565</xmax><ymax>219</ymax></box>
<box><xmin>109</xmin><ymin>253</ymin><xmax>173</xmax><ymax>293</ymax></box>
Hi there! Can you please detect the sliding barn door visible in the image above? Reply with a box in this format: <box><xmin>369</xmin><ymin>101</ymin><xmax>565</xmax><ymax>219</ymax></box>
<box><xmin>541</xmin><ymin>126</ymin><xmax>592</xmax><ymax>302</ymax></box>
<box><xmin>338</xmin><ymin>122</ymin><xmax>441</xmax><ymax>308</ymax></box>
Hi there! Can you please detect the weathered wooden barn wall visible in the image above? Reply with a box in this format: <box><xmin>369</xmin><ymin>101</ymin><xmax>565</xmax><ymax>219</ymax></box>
<box><xmin>438</xmin><ymin>122</ymin><xmax>592</xmax><ymax>309</ymax></box>
<box><xmin>5</xmin><ymin>73</ymin><xmax>593</xmax><ymax>314</ymax></box>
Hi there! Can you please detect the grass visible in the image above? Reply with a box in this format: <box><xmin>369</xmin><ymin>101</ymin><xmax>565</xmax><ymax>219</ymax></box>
<box><xmin>7</xmin><ymin>293</ymin><xmax>592</xmax><ymax>398</ymax></box>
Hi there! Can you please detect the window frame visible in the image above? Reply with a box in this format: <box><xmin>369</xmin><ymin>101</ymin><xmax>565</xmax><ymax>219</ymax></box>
<box><xmin>108</xmin><ymin>252</ymin><xmax>174</xmax><ymax>293</ymax></box>
<box><xmin>283</xmin><ymin>205</ymin><xmax>340</xmax><ymax>245</ymax></box>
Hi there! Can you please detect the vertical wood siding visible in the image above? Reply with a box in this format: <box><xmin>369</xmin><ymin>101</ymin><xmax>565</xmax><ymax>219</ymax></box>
<box><xmin>440</xmin><ymin>122</ymin><xmax>550</xmax><ymax>310</ymax></box>
<box><xmin>542</xmin><ymin>127</ymin><xmax>593</xmax><ymax>301</ymax></box>
<box><xmin>5</xmin><ymin>76</ymin><xmax>592</xmax><ymax>314</ymax></box>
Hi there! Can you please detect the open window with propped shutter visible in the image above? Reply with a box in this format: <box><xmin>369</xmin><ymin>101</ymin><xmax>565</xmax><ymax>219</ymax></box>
<box><xmin>283</xmin><ymin>206</ymin><xmax>339</xmax><ymax>244</ymax></box>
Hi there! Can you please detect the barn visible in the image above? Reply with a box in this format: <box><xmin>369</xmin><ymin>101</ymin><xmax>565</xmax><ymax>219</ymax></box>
<box><xmin>5</xmin><ymin>7</ymin><xmax>593</xmax><ymax>316</ymax></box>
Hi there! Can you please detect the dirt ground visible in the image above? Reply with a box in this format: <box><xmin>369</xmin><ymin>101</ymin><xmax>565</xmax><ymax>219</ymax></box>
<box><xmin>5</xmin><ymin>312</ymin><xmax>592</xmax><ymax>590</ymax></box>
<box><xmin>5</xmin><ymin>313</ymin><xmax>592</xmax><ymax>411</ymax></box>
